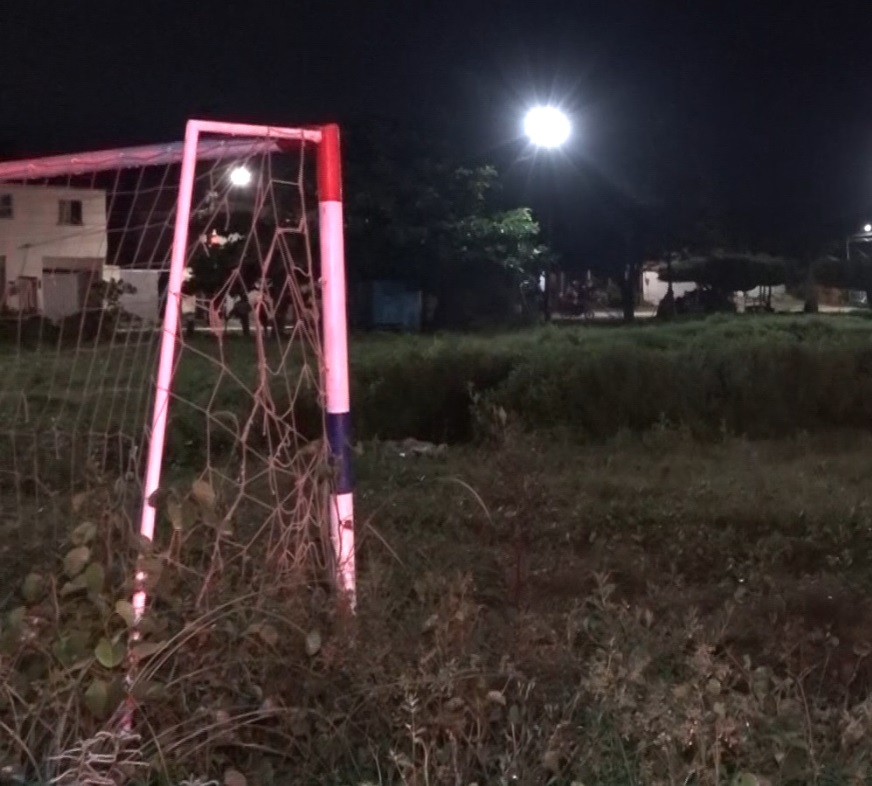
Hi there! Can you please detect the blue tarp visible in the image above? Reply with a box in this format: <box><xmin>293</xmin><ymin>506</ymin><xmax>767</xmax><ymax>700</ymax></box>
<box><xmin>371</xmin><ymin>280</ymin><xmax>422</xmax><ymax>331</ymax></box>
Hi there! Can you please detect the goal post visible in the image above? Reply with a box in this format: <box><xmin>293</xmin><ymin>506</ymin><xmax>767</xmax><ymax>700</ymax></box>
<box><xmin>316</xmin><ymin>124</ymin><xmax>357</xmax><ymax>605</ymax></box>
<box><xmin>137</xmin><ymin>119</ymin><xmax>356</xmax><ymax>616</ymax></box>
<box><xmin>0</xmin><ymin>119</ymin><xmax>357</xmax><ymax>610</ymax></box>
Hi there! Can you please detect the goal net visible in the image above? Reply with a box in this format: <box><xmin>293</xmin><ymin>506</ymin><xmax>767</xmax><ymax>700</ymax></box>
<box><xmin>0</xmin><ymin>121</ymin><xmax>355</xmax><ymax>779</ymax></box>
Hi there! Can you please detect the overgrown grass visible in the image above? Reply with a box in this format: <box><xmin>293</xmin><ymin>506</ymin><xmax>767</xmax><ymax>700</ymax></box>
<box><xmin>4</xmin><ymin>315</ymin><xmax>872</xmax><ymax>783</ymax></box>
<box><xmin>348</xmin><ymin>314</ymin><xmax>872</xmax><ymax>442</ymax></box>
<box><xmin>4</xmin><ymin>430</ymin><xmax>872</xmax><ymax>783</ymax></box>
<box><xmin>3</xmin><ymin>314</ymin><xmax>872</xmax><ymax>463</ymax></box>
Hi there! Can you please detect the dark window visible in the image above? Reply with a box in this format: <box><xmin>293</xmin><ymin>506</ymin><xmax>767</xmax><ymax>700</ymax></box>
<box><xmin>58</xmin><ymin>199</ymin><xmax>83</xmax><ymax>226</ymax></box>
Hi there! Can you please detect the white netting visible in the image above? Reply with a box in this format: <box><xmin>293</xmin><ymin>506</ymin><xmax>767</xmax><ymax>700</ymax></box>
<box><xmin>0</xmin><ymin>134</ymin><xmax>337</xmax><ymax>780</ymax></box>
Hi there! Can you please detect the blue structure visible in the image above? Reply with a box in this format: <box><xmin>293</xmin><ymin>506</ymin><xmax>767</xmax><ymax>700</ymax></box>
<box><xmin>371</xmin><ymin>280</ymin><xmax>422</xmax><ymax>331</ymax></box>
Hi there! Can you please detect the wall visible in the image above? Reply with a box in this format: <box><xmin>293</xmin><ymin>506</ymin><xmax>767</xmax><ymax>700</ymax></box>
<box><xmin>40</xmin><ymin>257</ymin><xmax>105</xmax><ymax>321</ymax></box>
<box><xmin>0</xmin><ymin>185</ymin><xmax>107</xmax><ymax>313</ymax></box>
<box><xmin>103</xmin><ymin>265</ymin><xmax>163</xmax><ymax>323</ymax></box>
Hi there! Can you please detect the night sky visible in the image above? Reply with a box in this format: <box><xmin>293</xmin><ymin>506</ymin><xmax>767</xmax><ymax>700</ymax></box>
<box><xmin>2</xmin><ymin>1</ymin><xmax>871</xmax><ymax>261</ymax></box>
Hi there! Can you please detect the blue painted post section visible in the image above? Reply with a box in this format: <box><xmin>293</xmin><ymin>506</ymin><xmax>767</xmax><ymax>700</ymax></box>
<box><xmin>326</xmin><ymin>411</ymin><xmax>354</xmax><ymax>495</ymax></box>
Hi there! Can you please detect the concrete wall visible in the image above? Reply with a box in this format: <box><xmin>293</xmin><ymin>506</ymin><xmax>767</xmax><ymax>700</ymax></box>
<box><xmin>103</xmin><ymin>265</ymin><xmax>163</xmax><ymax>323</ymax></box>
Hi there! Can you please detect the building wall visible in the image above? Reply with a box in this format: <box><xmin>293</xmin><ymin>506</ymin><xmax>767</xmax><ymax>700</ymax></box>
<box><xmin>42</xmin><ymin>272</ymin><xmax>83</xmax><ymax>320</ymax></box>
<box><xmin>0</xmin><ymin>185</ymin><xmax>107</xmax><ymax>314</ymax></box>
<box><xmin>103</xmin><ymin>265</ymin><xmax>163</xmax><ymax>323</ymax></box>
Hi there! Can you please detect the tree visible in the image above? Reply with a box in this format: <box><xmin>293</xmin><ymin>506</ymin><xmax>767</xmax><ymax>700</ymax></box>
<box><xmin>448</xmin><ymin>206</ymin><xmax>553</xmax><ymax>322</ymax></box>
<box><xmin>185</xmin><ymin>235</ymin><xmax>248</xmax><ymax>299</ymax></box>
<box><xmin>343</xmin><ymin>121</ymin><xmax>549</xmax><ymax>328</ymax></box>
<box><xmin>811</xmin><ymin>240</ymin><xmax>872</xmax><ymax>307</ymax></box>
<box><xmin>660</xmin><ymin>251</ymin><xmax>789</xmax><ymax>294</ymax></box>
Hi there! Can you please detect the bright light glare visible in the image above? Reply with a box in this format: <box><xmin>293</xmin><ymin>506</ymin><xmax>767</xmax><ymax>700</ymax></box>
<box><xmin>229</xmin><ymin>166</ymin><xmax>252</xmax><ymax>187</ymax></box>
<box><xmin>524</xmin><ymin>106</ymin><xmax>571</xmax><ymax>149</ymax></box>
<box><xmin>864</xmin><ymin>223</ymin><xmax>872</xmax><ymax>233</ymax></box>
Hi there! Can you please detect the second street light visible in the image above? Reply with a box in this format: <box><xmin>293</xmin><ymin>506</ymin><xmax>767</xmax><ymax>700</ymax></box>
<box><xmin>524</xmin><ymin>105</ymin><xmax>571</xmax><ymax>321</ymax></box>
<box><xmin>229</xmin><ymin>165</ymin><xmax>252</xmax><ymax>187</ymax></box>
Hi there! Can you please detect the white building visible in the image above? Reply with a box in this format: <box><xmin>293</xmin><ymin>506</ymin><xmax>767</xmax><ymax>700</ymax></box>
<box><xmin>0</xmin><ymin>184</ymin><xmax>107</xmax><ymax>320</ymax></box>
<box><xmin>641</xmin><ymin>267</ymin><xmax>787</xmax><ymax>309</ymax></box>
<box><xmin>642</xmin><ymin>269</ymin><xmax>697</xmax><ymax>306</ymax></box>
<box><xmin>102</xmin><ymin>265</ymin><xmax>201</xmax><ymax>325</ymax></box>
<box><xmin>102</xmin><ymin>265</ymin><xmax>164</xmax><ymax>323</ymax></box>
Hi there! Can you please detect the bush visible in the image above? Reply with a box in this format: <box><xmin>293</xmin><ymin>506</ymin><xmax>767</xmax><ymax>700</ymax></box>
<box><xmin>350</xmin><ymin>345</ymin><xmax>517</xmax><ymax>443</ymax></box>
<box><xmin>154</xmin><ymin>315</ymin><xmax>872</xmax><ymax>450</ymax></box>
<box><xmin>489</xmin><ymin>340</ymin><xmax>872</xmax><ymax>439</ymax></box>
<box><xmin>0</xmin><ymin>314</ymin><xmax>60</xmax><ymax>347</ymax></box>
<box><xmin>338</xmin><ymin>316</ymin><xmax>872</xmax><ymax>443</ymax></box>
<box><xmin>8</xmin><ymin>315</ymin><xmax>872</xmax><ymax>476</ymax></box>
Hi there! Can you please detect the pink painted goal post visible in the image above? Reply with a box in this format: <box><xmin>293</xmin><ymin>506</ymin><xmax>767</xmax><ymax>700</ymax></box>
<box><xmin>0</xmin><ymin>119</ymin><xmax>357</xmax><ymax>618</ymax></box>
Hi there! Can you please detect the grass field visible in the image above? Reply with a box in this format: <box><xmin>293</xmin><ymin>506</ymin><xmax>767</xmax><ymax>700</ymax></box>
<box><xmin>3</xmin><ymin>314</ymin><xmax>872</xmax><ymax>784</ymax></box>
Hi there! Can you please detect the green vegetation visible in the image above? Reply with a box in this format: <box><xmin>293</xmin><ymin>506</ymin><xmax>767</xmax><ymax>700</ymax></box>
<box><xmin>344</xmin><ymin>122</ymin><xmax>550</xmax><ymax>328</ymax></box>
<box><xmin>8</xmin><ymin>313</ymin><xmax>872</xmax><ymax>455</ymax></box>
<box><xmin>3</xmin><ymin>314</ymin><xmax>872</xmax><ymax>784</ymax></box>
<box><xmin>5</xmin><ymin>312</ymin><xmax>872</xmax><ymax>499</ymax></box>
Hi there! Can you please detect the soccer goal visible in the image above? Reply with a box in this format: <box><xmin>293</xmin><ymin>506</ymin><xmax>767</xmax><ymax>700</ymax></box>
<box><xmin>0</xmin><ymin>120</ymin><xmax>356</xmax><ymax>619</ymax></box>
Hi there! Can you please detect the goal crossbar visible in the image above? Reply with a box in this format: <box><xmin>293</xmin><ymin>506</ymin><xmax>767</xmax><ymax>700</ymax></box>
<box><xmin>0</xmin><ymin>124</ymin><xmax>322</xmax><ymax>182</ymax></box>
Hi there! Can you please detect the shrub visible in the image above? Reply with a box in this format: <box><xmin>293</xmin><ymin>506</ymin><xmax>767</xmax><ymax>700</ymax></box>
<box><xmin>334</xmin><ymin>316</ymin><xmax>872</xmax><ymax>444</ymax></box>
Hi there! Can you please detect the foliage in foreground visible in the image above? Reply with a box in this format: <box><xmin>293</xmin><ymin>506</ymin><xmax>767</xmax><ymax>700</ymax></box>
<box><xmin>3</xmin><ymin>432</ymin><xmax>872</xmax><ymax>784</ymax></box>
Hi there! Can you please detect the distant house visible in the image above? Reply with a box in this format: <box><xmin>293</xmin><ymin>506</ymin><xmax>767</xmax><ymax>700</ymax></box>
<box><xmin>0</xmin><ymin>185</ymin><xmax>107</xmax><ymax>320</ymax></box>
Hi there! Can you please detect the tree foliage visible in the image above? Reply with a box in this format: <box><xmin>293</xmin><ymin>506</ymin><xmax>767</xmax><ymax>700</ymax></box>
<box><xmin>812</xmin><ymin>249</ymin><xmax>872</xmax><ymax>297</ymax></box>
<box><xmin>185</xmin><ymin>237</ymin><xmax>247</xmax><ymax>298</ymax></box>
<box><xmin>455</xmin><ymin>207</ymin><xmax>551</xmax><ymax>276</ymax></box>
<box><xmin>344</xmin><ymin>122</ymin><xmax>549</xmax><ymax>327</ymax></box>
<box><xmin>660</xmin><ymin>251</ymin><xmax>789</xmax><ymax>292</ymax></box>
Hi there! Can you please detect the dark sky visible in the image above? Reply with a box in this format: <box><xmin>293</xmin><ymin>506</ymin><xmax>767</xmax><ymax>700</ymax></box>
<box><xmin>2</xmin><ymin>1</ymin><xmax>872</xmax><ymax>258</ymax></box>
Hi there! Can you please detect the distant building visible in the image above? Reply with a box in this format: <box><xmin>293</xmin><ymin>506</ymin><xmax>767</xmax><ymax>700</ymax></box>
<box><xmin>102</xmin><ymin>264</ymin><xmax>203</xmax><ymax>325</ymax></box>
<box><xmin>0</xmin><ymin>184</ymin><xmax>107</xmax><ymax>319</ymax></box>
<box><xmin>641</xmin><ymin>264</ymin><xmax>697</xmax><ymax>306</ymax></box>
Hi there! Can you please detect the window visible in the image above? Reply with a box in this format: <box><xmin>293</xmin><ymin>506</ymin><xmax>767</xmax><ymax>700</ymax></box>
<box><xmin>0</xmin><ymin>194</ymin><xmax>12</xmax><ymax>219</ymax></box>
<box><xmin>58</xmin><ymin>199</ymin><xmax>83</xmax><ymax>226</ymax></box>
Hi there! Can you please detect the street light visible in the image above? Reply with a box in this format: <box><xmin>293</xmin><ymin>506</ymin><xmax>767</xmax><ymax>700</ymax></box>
<box><xmin>523</xmin><ymin>106</ymin><xmax>571</xmax><ymax>149</ymax></box>
<box><xmin>847</xmin><ymin>223</ymin><xmax>872</xmax><ymax>267</ymax></box>
<box><xmin>229</xmin><ymin>166</ymin><xmax>252</xmax><ymax>187</ymax></box>
<box><xmin>524</xmin><ymin>105</ymin><xmax>571</xmax><ymax>321</ymax></box>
